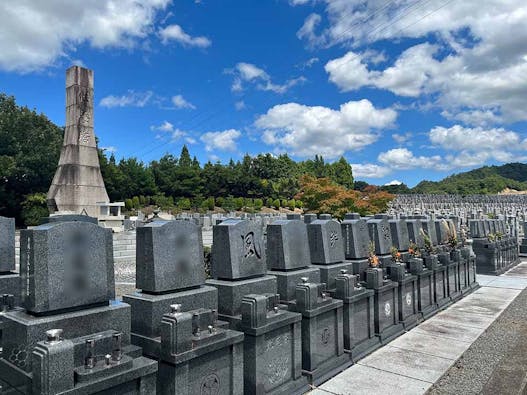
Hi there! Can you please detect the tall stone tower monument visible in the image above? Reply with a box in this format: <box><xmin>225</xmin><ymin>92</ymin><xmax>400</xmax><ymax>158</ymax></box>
<box><xmin>47</xmin><ymin>66</ymin><xmax>109</xmax><ymax>217</ymax></box>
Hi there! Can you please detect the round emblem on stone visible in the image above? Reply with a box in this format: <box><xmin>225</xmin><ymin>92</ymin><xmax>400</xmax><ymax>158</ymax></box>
<box><xmin>406</xmin><ymin>292</ymin><xmax>412</xmax><ymax>306</ymax></box>
<box><xmin>200</xmin><ymin>373</ymin><xmax>220</xmax><ymax>395</ymax></box>
<box><xmin>321</xmin><ymin>328</ymin><xmax>331</xmax><ymax>345</ymax></box>
<box><xmin>384</xmin><ymin>301</ymin><xmax>391</xmax><ymax>317</ymax></box>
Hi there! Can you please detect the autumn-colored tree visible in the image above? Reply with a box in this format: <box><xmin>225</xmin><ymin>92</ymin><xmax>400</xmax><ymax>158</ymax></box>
<box><xmin>295</xmin><ymin>175</ymin><xmax>394</xmax><ymax>218</ymax></box>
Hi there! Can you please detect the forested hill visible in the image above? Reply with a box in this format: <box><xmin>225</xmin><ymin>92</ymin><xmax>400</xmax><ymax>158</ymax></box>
<box><xmin>412</xmin><ymin>163</ymin><xmax>527</xmax><ymax>194</ymax></box>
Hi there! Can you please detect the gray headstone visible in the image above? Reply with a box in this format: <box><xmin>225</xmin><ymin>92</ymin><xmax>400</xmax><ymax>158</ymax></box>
<box><xmin>20</xmin><ymin>221</ymin><xmax>114</xmax><ymax>314</ymax></box>
<box><xmin>341</xmin><ymin>214</ymin><xmax>370</xmax><ymax>259</ymax></box>
<box><xmin>266</xmin><ymin>219</ymin><xmax>310</xmax><ymax>270</ymax></box>
<box><xmin>307</xmin><ymin>217</ymin><xmax>345</xmax><ymax>264</ymax></box>
<box><xmin>0</xmin><ymin>216</ymin><xmax>15</xmax><ymax>272</ymax></box>
<box><xmin>367</xmin><ymin>216</ymin><xmax>392</xmax><ymax>255</ymax></box>
<box><xmin>211</xmin><ymin>219</ymin><xmax>266</xmax><ymax>279</ymax></box>
<box><xmin>136</xmin><ymin>220</ymin><xmax>204</xmax><ymax>293</ymax></box>
<box><xmin>389</xmin><ymin>218</ymin><xmax>409</xmax><ymax>251</ymax></box>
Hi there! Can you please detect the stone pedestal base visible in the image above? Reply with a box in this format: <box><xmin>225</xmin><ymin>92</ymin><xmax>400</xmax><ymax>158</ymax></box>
<box><xmin>396</xmin><ymin>275</ymin><xmax>421</xmax><ymax>330</ymax></box>
<box><xmin>414</xmin><ymin>270</ymin><xmax>437</xmax><ymax>320</ymax></box>
<box><xmin>371</xmin><ymin>282</ymin><xmax>404</xmax><ymax>344</ymax></box>
<box><xmin>349</xmin><ymin>259</ymin><xmax>369</xmax><ymax>282</ymax></box>
<box><xmin>243</xmin><ymin>311</ymin><xmax>308</xmax><ymax>395</ymax></box>
<box><xmin>433</xmin><ymin>266</ymin><xmax>451</xmax><ymax>310</ymax></box>
<box><xmin>268</xmin><ymin>267</ymin><xmax>320</xmax><ymax>305</ymax></box>
<box><xmin>520</xmin><ymin>240</ymin><xmax>527</xmax><ymax>256</ymax></box>
<box><xmin>299</xmin><ymin>301</ymin><xmax>350</xmax><ymax>385</ymax></box>
<box><xmin>446</xmin><ymin>262</ymin><xmax>462</xmax><ymax>302</ymax></box>
<box><xmin>206</xmin><ymin>275</ymin><xmax>277</xmax><ymax>330</ymax></box>
<box><xmin>339</xmin><ymin>288</ymin><xmax>380</xmax><ymax>362</ymax></box>
<box><xmin>312</xmin><ymin>262</ymin><xmax>353</xmax><ymax>293</ymax></box>
<box><xmin>157</xmin><ymin>334</ymin><xmax>244</xmax><ymax>395</ymax></box>
<box><xmin>123</xmin><ymin>286</ymin><xmax>217</xmax><ymax>338</ymax></box>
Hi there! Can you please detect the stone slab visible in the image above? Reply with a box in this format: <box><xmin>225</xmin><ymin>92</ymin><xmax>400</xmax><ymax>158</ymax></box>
<box><xmin>388</xmin><ymin>330</ymin><xmax>471</xmax><ymax>360</ymax></box>
<box><xmin>315</xmin><ymin>364</ymin><xmax>429</xmax><ymax>395</ymax></box>
<box><xmin>359</xmin><ymin>345</ymin><xmax>454</xmax><ymax>383</ymax></box>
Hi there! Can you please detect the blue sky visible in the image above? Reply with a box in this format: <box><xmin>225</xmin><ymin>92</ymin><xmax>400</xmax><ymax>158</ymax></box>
<box><xmin>1</xmin><ymin>0</ymin><xmax>527</xmax><ymax>187</ymax></box>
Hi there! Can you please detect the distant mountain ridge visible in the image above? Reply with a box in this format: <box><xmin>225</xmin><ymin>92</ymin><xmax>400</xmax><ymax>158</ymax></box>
<box><xmin>411</xmin><ymin>163</ymin><xmax>527</xmax><ymax>195</ymax></box>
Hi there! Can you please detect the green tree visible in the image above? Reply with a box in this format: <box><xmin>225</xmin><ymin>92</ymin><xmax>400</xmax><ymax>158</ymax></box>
<box><xmin>0</xmin><ymin>94</ymin><xmax>63</xmax><ymax>224</ymax></box>
<box><xmin>21</xmin><ymin>193</ymin><xmax>48</xmax><ymax>226</ymax></box>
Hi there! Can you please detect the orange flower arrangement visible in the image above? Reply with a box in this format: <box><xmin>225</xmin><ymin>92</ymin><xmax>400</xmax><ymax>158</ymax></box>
<box><xmin>368</xmin><ymin>241</ymin><xmax>379</xmax><ymax>267</ymax></box>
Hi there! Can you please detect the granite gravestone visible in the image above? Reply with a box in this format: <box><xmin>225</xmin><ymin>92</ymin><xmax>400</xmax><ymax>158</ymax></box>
<box><xmin>136</xmin><ymin>220</ymin><xmax>204</xmax><ymax>293</ymax></box>
<box><xmin>367</xmin><ymin>215</ymin><xmax>393</xmax><ymax>267</ymax></box>
<box><xmin>20</xmin><ymin>221</ymin><xmax>114</xmax><ymax>314</ymax></box>
<box><xmin>123</xmin><ymin>220</ymin><xmax>217</xmax><ymax>341</ymax></box>
<box><xmin>207</xmin><ymin>219</ymin><xmax>277</xmax><ymax>330</ymax></box>
<box><xmin>1</xmin><ymin>220</ymin><xmax>157</xmax><ymax>394</ymax></box>
<box><xmin>124</xmin><ymin>220</ymin><xmax>244</xmax><ymax>394</ymax></box>
<box><xmin>266</xmin><ymin>218</ymin><xmax>320</xmax><ymax>305</ymax></box>
<box><xmin>307</xmin><ymin>215</ymin><xmax>351</xmax><ymax>292</ymax></box>
<box><xmin>341</xmin><ymin>213</ymin><xmax>370</xmax><ymax>281</ymax></box>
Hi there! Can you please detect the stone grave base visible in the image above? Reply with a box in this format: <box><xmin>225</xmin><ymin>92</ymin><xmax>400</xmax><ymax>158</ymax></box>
<box><xmin>123</xmin><ymin>286</ymin><xmax>217</xmax><ymax>338</ymax></box>
<box><xmin>433</xmin><ymin>266</ymin><xmax>451</xmax><ymax>310</ymax></box>
<box><xmin>302</xmin><ymin>352</ymin><xmax>352</xmax><ymax>387</ymax></box>
<box><xmin>243</xmin><ymin>314</ymin><xmax>308</xmax><ymax>395</ymax></box>
<box><xmin>157</xmin><ymin>337</ymin><xmax>244</xmax><ymax>395</ymax></box>
<box><xmin>206</xmin><ymin>275</ymin><xmax>277</xmax><ymax>330</ymax></box>
<box><xmin>415</xmin><ymin>270</ymin><xmax>438</xmax><ymax>320</ymax></box>
<box><xmin>312</xmin><ymin>262</ymin><xmax>353</xmax><ymax>293</ymax></box>
<box><xmin>267</xmin><ymin>267</ymin><xmax>320</xmax><ymax>304</ymax></box>
<box><xmin>396</xmin><ymin>275</ymin><xmax>421</xmax><ymax>331</ymax></box>
<box><xmin>350</xmin><ymin>259</ymin><xmax>369</xmax><ymax>282</ymax></box>
<box><xmin>372</xmin><ymin>282</ymin><xmax>404</xmax><ymax>344</ymax></box>
<box><xmin>447</xmin><ymin>262</ymin><xmax>462</xmax><ymax>302</ymax></box>
<box><xmin>341</xmin><ymin>288</ymin><xmax>381</xmax><ymax>362</ymax></box>
<box><xmin>2</xmin><ymin>302</ymin><xmax>131</xmax><ymax>375</ymax></box>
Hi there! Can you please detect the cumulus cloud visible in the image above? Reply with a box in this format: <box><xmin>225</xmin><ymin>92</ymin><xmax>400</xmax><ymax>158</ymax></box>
<box><xmin>159</xmin><ymin>24</ymin><xmax>211</xmax><ymax>47</ymax></box>
<box><xmin>100</xmin><ymin>90</ymin><xmax>154</xmax><ymax>108</ymax></box>
<box><xmin>378</xmin><ymin>148</ymin><xmax>446</xmax><ymax>171</ymax></box>
<box><xmin>200</xmin><ymin>129</ymin><xmax>241</xmax><ymax>152</ymax></box>
<box><xmin>385</xmin><ymin>180</ymin><xmax>402</xmax><ymax>186</ymax></box>
<box><xmin>0</xmin><ymin>0</ymin><xmax>170</xmax><ymax>72</ymax></box>
<box><xmin>351</xmin><ymin>163</ymin><xmax>392</xmax><ymax>178</ymax></box>
<box><xmin>228</xmin><ymin>62</ymin><xmax>305</xmax><ymax>94</ymax></box>
<box><xmin>317</xmin><ymin>1</ymin><xmax>527</xmax><ymax>122</ymax></box>
<box><xmin>171</xmin><ymin>94</ymin><xmax>196</xmax><ymax>110</ymax></box>
<box><xmin>255</xmin><ymin>99</ymin><xmax>397</xmax><ymax>158</ymax></box>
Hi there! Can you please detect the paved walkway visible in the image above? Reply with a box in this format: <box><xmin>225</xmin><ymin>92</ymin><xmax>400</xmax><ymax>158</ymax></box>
<box><xmin>309</xmin><ymin>260</ymin><xmax>527</xmax><ymax>395</ymax></box>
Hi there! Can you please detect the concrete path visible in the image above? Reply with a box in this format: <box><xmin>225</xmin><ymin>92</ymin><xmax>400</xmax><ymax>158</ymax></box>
<box><xmin>308</xmin><ymin>260</ymin><xmax>527</xmax><ymax>395</ymax></box>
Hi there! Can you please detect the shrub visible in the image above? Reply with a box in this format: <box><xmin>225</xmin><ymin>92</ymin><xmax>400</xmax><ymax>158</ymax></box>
<box><xmin>124</xmin><ymin>198</ymin><xmax>133</xmax><ymax>211</ymax></box>
<box><xmin>132</xmin><ymin>196</ymin><xmax>140</xmax><ymax>208</ymax></box>
<box><xmin>177</xmin><ymin>198</ymin><xmax>191</xmax><ymax>210</ymax></box>
<box><xmin>21</xmin><ymin>193</ymin><xmax>48</xmax><ymax>226</ymax></box>
<box><xmin>265</xmin><ymin>197</ymin><xmax>273</xmax><ymax>207</ymax></box>
<box><xmin>272</xmin><ymin>199</ymin><xmax>280</xmax><ymax>209</ymax></box>
<box><xmin>254</xmin><ymin>198</ymin><xmax>263</xmax><ymax>210</ymax></box>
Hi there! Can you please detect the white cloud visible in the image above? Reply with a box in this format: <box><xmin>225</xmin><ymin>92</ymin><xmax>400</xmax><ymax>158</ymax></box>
<box><xmin>351</xmin><ymin>163</ymin><xmax>392</xmax><ymax>178</ymax></box>
<box><xmin>235</xmin><ymin>101</ymin><xmax>246</xmax><ymax>111</ymax></box>
<box><xmin>100</xmin><ymin>90</ymin><xmax>153</xmax><ymax>108</ymax></box>
<box><xmin>200</xmin><ymin>129</ymin><xmax>241</xmax><ymax>152</ymax></box>
<box><xmin>385</xmin><ymin>180</ymin><xmax>402</xmax><ymax>186</ymax></box>
<box><xmin>159</xmin><ymin>24</ymin><xmax>211</xmax><ymax>47</ymax></box>
<box><xmin>392</xmin><ymin>132</ymin><xmax>412</xmax><ymax>144</ymax></box>
<box><xmin>150</xmin><ymin>121</ymin><xmax>196</xmax><ymax>143</ymax></box>
<box><xmin>378</xmin><ymin>148</ymin><xmax>446</xmax><ymax>171</ymax></box>
<box><xmin>0</xmin><ymin>0</ymin><xmax>170</xmax><ymax>72</ymax></box>
<box><xmin>297</xmin><ymin>13</ymin><xmax>324</xmax><ymax>47</ymax></box>
<box><xmin>255</xmin><ymin>99</ymin><xmax>397</xmax><ymax>158</ymax></box>
<box><xmin>228</xmin><ymin>62</ymin><xmax>305</xmax><ymax>94</ymax></box>
<box><xmin>429</xmin><ymin>125</ymin><xmax>523</xmax><ymax>152</ymax></box>
<box><xmin>171</xmin><ymin>94</ymin><xmax>196</xmax><ymax>110</ymax></box>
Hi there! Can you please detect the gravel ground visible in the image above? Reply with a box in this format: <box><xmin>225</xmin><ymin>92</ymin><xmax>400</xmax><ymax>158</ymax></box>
<box><xmin>427</xmin><ymin>286</ymin><xmax>527</xmax><ymax>395</ymax></box>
